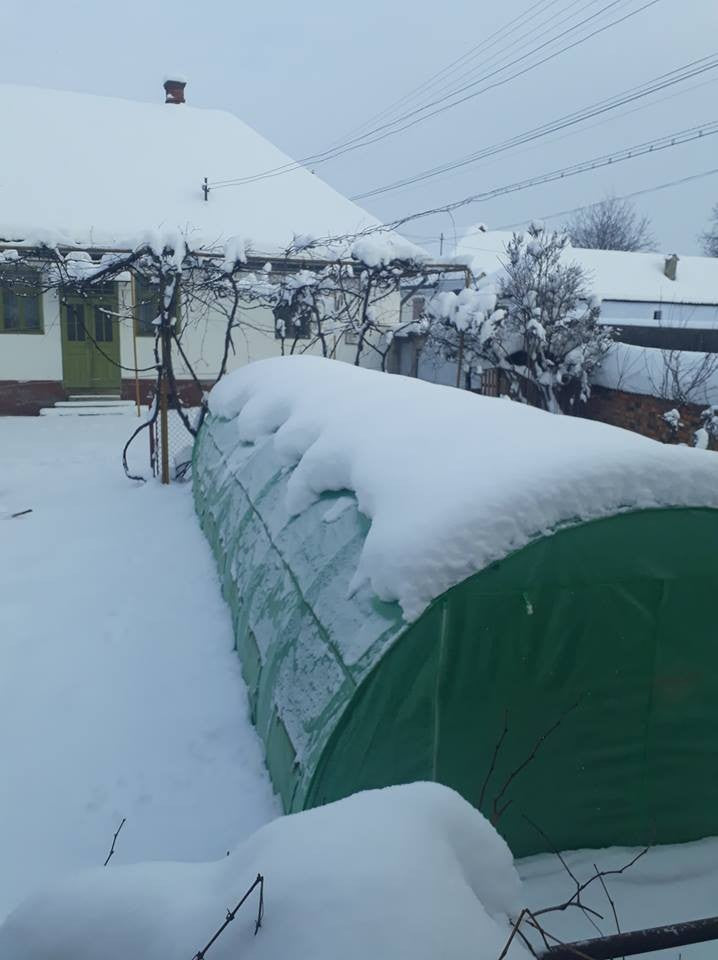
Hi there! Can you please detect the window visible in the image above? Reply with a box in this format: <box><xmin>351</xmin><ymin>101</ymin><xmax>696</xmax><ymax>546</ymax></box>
<box><xmin>0</xmin><ymin>271</ymin><xmax>43</xmax><ymax>333</ymax></box>
<box><xmin>273</xmin><ymin>301</ymin><xmax>311</xmax><ymax>340</ymax></box>
<box><xmin>66</xmin><ymin>303</ymin><xmax>87</xmax><ymax>341</ymax></box>
<box><xmin>412</xmin><ymin>297</ymin><xmax>425</xmax><ymax>321</ymax></box>
<box><xmin>94</xmin><ymin>306</ymin><xmax>113</xmax><ymax>342</ymax></box>
<box><xmin>135</xmin><ymin>276</ymin><xmax>160</xmax><ymax>337</ymax></box>
<box><xmin>653</xmin><ymin>309</ymin><xmax>663</xmax><ymax>321</ymax></box>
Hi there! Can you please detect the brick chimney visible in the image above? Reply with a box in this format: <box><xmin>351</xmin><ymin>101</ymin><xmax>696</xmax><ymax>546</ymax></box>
<box><xmin>664</xmin><ymin>254</ymin><xmax>679</xmax><ymax>281</ymax></box>
<box><xmin>163</xmin><ymin>77</ymin><xmax>186</xmax><ymax>105</ymax></box>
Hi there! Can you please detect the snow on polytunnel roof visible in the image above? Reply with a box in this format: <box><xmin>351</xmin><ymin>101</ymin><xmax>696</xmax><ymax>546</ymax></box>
<box><xmin>0</xmin><ymin>84</ymin><xmax>381</xmax><ymax>252</ymax></box>
<box><xmin>209</xmin><ymin>356</ymin><xmax>718</xmax><ymax>621</ymax></box>
<box><xmin>457</xmin><ymin>228</ymin><xmax>718</xmax><ymax>306</ymax></box>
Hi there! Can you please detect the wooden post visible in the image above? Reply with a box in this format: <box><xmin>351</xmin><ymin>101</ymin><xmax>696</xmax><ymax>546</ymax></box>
<box><xmin>130</xmin><ymin>274</ymin><xmax>142</xmax><ymax>417</ymax></box>
<box><xmin>455</xmin><ymin>267</ymin><xmax>472</xmax><ymax>389</ymax></box>
<box><xmin>159</xmin><ymin>373</ymin><xmax>170</xmax><ymax>485</ymax></box>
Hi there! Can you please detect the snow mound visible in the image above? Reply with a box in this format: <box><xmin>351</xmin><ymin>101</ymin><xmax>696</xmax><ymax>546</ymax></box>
<box><xmin>208</xmin><ymin>355</ymin><xmax>718</xmax><ymax>621</ymax></box>
<box><xmin>0</xmin><ymin>783</ymin><xmax>527</xmax><ymax>960</ymax></box>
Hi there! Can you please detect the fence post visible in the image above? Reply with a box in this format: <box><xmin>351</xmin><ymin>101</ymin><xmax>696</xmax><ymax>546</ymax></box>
<box><xmin>160</xmin><ymin>375</ymin><xmax>170</xmax><ymax>485</ymax></box>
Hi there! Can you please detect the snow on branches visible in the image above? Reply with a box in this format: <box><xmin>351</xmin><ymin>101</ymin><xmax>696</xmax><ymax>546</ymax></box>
<box><xmin>423</xmin><ymin>224</ymin><xmax>613</xmax><ymax>412</ymax></box>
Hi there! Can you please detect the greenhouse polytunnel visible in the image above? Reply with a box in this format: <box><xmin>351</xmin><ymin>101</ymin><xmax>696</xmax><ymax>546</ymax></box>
<box><xmin>193</xmin><ymin>355</ymin><xmax>718</xmax><ymax>857</ymax></box>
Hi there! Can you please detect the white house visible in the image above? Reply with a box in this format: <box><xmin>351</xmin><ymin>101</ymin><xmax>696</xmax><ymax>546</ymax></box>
<box><xmin>456</xmin><ymin>228</ymin><xmax>718</xmax><ymax>351</ymax></box>
<box><xmin>0</xmin><ymin>80</ymin><xmax>387</xmax><ymax>414</ymax></box>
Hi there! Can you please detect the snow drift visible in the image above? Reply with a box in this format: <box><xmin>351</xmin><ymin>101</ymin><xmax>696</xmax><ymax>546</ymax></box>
<box><xmin>209</xmin><ymin>355</ymin><xmax>718</xmax><ymax>622</ymax></box>
<box><xmin>0</xmin><ymin>782</ymin><xmax>528</xmax><ymax>960</ymax></box>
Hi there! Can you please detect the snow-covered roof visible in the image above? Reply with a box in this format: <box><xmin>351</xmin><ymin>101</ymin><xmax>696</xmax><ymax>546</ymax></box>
<box><xmin>209</xmin><ymin>355</ymin><xmax>718</xmax><ymax>622</ymax></box>
<box><xmin>457</xmin><ymin>228</ymin><xmax>718</xmax><ymax>306</ymax></box>
<box><xmin>0</xmin><ymin>84</ymin><xmax>380</xmax><ymax>252</ymax></box>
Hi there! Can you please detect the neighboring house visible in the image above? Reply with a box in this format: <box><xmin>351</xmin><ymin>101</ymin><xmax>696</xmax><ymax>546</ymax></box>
<box><xmin>456</xmin><ymin>228</ymin><xmax>718</xmax><ymax>348</ymax></box>
<box><xmin>0</xmin><ymin>80</ymin><xmax>384</xmax><ymax>414</ymax></box>
<box><xmin>402</xmin><ymin>227</ymin><xmax>718</xmax><ymax>445</ymax></box>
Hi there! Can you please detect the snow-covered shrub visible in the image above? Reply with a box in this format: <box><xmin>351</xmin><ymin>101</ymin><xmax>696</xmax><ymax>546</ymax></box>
<box><xmin>695</xmin><ymin>405</ymin><xmax>718</xmax><ymax>449</ymax></box>
<box><xmin>662</xmin><ymin>408</ymin><xmax>683</xmax><ymax>434</ymax></box>
<box><xmin>491</xmin><ymin>225</ymin><xmax>612</xmax><ymax>412</ymax></box>
<box><xmin>423</xmin><ymin>225</ymin><xmax>612</xmax><ymax>412</ymax></box>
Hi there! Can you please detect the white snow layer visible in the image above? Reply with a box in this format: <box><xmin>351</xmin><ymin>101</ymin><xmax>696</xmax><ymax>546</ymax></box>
<box><xmin>0</xmin><ymin>782</ymin><xmax>529</xmax><ymax>960</ymax></box>
<box><xmin>0</xmin><ymin>85</ymin><xmax>381</xmax><ymax>251</ymax></box>
<box><xmin>0</xmin><ymin>414</ymin><xmax>277</xmax><ymax>921</ymax></box>
<box><xmin>208</xmin><ymin>355</ymin><xmax>718</xmax><ymax>621</ymax></box>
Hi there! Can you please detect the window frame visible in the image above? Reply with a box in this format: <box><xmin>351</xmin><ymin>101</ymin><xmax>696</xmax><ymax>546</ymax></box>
<box><xmin>0</xmin><ymin>269</ymin><xmax>44</xmax><ymax>335</ymax></box>
<box><xmin>133</xmin><ymin>276</ymin><xmax>183</xmax><ymax>337</ymax></box>
<box><xmin>134</xmin><ymin>276</ymin><xmax>161</xmax><ymax>338</ymax></box>
<box><xmin>273</xmin><ymin>300</ymin><xmax>312</xmax><ymax>341</ymax></box>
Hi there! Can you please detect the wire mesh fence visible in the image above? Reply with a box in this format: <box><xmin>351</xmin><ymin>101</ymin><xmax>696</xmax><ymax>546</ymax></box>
<box><xmin>148</xmin><ymin>392</ymin><xmax>201</xmax><ymax>483</ymax></box>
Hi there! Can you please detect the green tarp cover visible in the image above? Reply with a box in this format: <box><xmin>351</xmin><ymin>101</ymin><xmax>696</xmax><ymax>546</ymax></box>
<box><xmin>195</xmin><ymin>411</ymin><xmax>718</xmax><ymax>856</ymax></box>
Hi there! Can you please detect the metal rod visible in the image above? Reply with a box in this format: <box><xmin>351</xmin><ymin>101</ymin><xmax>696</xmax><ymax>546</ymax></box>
<box><xmin>538</xmin><ymin>915</ymin><xmax>718</xmax><ymax>960</ymax></box>
<box><xmin>130</xmin><ymin>274</ymin><xmax>142</xmax><ymax>417</ymax></box>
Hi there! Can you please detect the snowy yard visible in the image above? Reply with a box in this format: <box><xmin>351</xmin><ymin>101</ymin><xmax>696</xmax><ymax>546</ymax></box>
<box><xmin>1</xmin><ymin>411</ymin><xmax>717</xmax><ymax>958</ymax></box>
<box><xmin>0</xmin><ymin>413</ymin><xmax>277</xmax><ymax>921</ymax></box>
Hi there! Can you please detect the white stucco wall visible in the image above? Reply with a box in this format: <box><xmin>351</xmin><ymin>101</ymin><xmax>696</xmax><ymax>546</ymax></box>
<box><xmin>0</xmin><ymin>289</ymin><xmax>62</xmax><ymax>381</ymax></box>
<box><xmin>118</xmin><ymin>283</ymin><xmax>394</xmax><ymax>382</ymax></box>
<box><xmin>1</xmin><ymin>279</ymin><xmax>397</xmax><ymax>387</ymax></box>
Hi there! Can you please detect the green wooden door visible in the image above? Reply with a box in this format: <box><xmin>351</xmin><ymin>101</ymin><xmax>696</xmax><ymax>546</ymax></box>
<box><xmin>61</xmin><ymin>291</ymin><xmax>121</xmax><ymax>392</ymax></box>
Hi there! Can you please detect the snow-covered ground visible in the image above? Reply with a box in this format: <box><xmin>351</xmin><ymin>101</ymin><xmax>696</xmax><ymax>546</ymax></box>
<box><xmin>0</xmin><ymin>413</ymin><xmax>277</xmax><ymax>921</ymax></box>
<box><xmin>2</xmin><ymin>411</ymin><xmax>717</xmax><ymax>958</ymax></box>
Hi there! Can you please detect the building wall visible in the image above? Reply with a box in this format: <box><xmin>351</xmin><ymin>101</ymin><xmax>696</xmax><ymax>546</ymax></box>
<box><xmin>600</xmin><ymin>299</ymin><xmax>718</xmax><ymax>328</ymax></box>
<box><xmin>0</xmin><ymin>281</ymin><xmax>394</xmax><ymax>414</ymax></box>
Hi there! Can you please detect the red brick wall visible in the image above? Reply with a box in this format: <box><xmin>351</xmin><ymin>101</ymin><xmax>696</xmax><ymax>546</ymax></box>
<box><xmin>0</xmin><ymin>379</ymin><xmax>209</xmax><ymax>416</ymax></box>
<box><xmin>0</xmin><ymin>380</ymin><xmax>66</xmax><ymax>416</ymax></box>
<box><xmin>585</xmin><ymin>386</ymin><xmax>715</xmax><ymax>448</ymax></box>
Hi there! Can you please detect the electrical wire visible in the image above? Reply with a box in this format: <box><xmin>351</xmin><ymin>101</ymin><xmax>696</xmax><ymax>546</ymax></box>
<box><xmin>294</xmin><ymin>120</ymin><xmax>718</xmax><ymax>247</ymax></box>
<box><xmin>210</xmin><ymin>0</ymin><xmax>662</xmax><ymax>189</ymax></box>
<box><xmin>350</xmin><ymin>54</ymin><xmax>718</xmax><ymax>201</ymax></box>
<box><xmin>491</xmin><ymin>166</ymin><xmax>718</xmax><ymax>231</ymax></box>
<box><xmin>334</xmin><ymin>0</ymin><xmax>561</xmax><ymax>142</ymax></box>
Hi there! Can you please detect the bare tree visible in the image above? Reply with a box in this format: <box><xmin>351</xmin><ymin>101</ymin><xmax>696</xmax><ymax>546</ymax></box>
<box><xmin>648</xmin><ymin>346</ymin><xmax>718</xmax><ymax>408</ymax></box>
<box><xmin>700</xmin><ymin>202</ymin><xmax>718</xmax><ymax>257</ymax></box>
<box><xmin>564</xmin><ymin>195</ymin><xmax>655</xmax><ymax>252</ymax></box>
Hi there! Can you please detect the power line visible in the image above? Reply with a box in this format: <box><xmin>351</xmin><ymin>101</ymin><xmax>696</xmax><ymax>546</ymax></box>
<box><xmin>357</xmin><ymin>0</ymin><xmax>596</xmax><ymax>136</ymax></box>
<box><xmin>332</xmin><ymin>0</ymin><xmax>561</xmax><ymax>144</ymax></box>
<box><xmin>350</xmin><ymin>54</ymin><xmax>718</xmax><ymax>201</ymax></box>
<box><xmin>297</xmin><ymin>120</ymin><xmax>718</xmax><ymax>249</ymax></box>
<box><xmin>492</xmin><ymin>166</ymin><xmax>718</xmax><ymax>231</ymax></box>
<box><xmin>210</xmin><ymin>0</ymin><xmax>662</xmax><ymax>190</ymax></box>
<box><xmin>213</xmin><ymin>0</ymin><xmax>608</xmax><ymax>187</ymax></box>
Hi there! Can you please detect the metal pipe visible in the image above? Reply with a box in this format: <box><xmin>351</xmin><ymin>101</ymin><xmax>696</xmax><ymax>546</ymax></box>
<box><xmin>538</xmin><ymin>915</ymin><xmax>718</xmax><ymax>960</ymax></box>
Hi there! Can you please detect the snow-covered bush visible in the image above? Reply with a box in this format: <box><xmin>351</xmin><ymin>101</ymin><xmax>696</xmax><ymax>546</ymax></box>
<box><xmin>695</xmin><ymin>405</ymin><xmax>718</xmax><ymax>449</ymax></box>
<box><xmin>423</xmin><ymin>225</ymin><xmax>612</xmax><ymax>412</ymax></box>
<box><xmin>491</xmin><ymin>225</ymin><xmax>612</xmax><ymax>412</ymax></box>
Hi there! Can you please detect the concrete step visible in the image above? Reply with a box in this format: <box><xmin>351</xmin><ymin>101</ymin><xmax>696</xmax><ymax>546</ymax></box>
<box><xmin>39</xmin><ymin>407</ymin><xmax>132</xmax><ymax>417</ymax></box>
<box><xmin>67</xmin><ymin>394</ymin><xmax>122</xmax><ymax>402</ymax></box>
<box><xmin>55</xmin><ymin>400</ymin><xmax>135</xmax><ymax>409</ymax></box>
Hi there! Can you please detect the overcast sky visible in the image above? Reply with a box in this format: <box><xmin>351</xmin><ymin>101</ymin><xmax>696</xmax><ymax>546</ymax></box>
<box><xmin>3</xmin><ymin>0</ymin><xmax>717</xmax><ymax>253</ymax></box>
